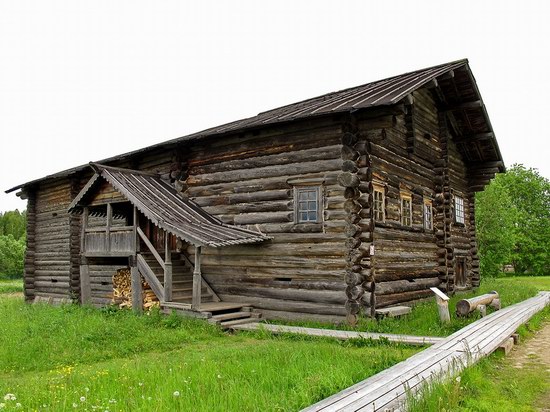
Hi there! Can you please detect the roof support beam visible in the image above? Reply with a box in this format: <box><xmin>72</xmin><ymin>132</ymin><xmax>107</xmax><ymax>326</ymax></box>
<box><xmin>453</xmin><ymin>132</ymin><xmax>495</xmax><ymax>143</ymax></box>
<box><xmin>444</xmin><ymin>100</ymin><xmax>483</xmax><ymax>112</ymax></box>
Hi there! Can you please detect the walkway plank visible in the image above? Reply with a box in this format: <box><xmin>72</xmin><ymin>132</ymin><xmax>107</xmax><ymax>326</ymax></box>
<box><xmin>302</xmin><ymin>291</ymin><xmax>550</xmax><ymax>412</ymax></box>
<box><xmin>232</xmin><ymin>323</ymin><xmax>444</xmax><ymax>346</ymax></box>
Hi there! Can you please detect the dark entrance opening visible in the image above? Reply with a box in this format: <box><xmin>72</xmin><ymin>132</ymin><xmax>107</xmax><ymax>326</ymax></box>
<box><xmin>455</xmin><ymin>257</ymin><xmax>467</xmax><ymax>288</ymax></box>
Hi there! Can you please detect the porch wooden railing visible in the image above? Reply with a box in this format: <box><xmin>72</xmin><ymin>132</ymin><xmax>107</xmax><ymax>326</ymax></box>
<box><xmin>136</xmin><ymin>254</ymin><xmax>165</xmax><ymax>303</ymax></box>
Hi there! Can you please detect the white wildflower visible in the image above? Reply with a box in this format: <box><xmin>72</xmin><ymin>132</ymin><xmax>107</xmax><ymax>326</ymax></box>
<box><xmin>455</xmin><ymin>376</ymin><xmax>461</xmax><ymax>383</ymax></box>
<box><xmin>0</xmin><ymin>403</ymin><xmax>5</xmax><ymax>409</ymax></box>
<box><xmin>80</xmin><ymin>396</ymin><xmax>86</xmax><ymax>402</ymax></box>
<box><xmin>72</xmin><ymin>403</ymin><xmax>78</xmax><ymax>408</ymax></box>
<box><xmin>173</xmin><ymin>391</ymin><xmax>180</xmax><ymax>397</ymax></box>
<box><xmin>138</xmin><ymin>382</ymin><xmax>143</xmax><ymax>386</ymax></box>
<box><xmin>15</xmin><ymin>403</ymin><xmax>21</xmax><ymax>408</ymax></box>
<box><xmin>3</xmin><ymin>394</ymin><xmax>16</xmax><ymax>401</ymax></box>
<box><xmin>85</xmin><ymin>387</ymin><xmax>90</xmax><ymax>392</ymax></box>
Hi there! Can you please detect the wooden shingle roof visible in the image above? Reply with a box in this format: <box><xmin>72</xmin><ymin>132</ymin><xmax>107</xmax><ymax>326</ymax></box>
<box><xmin>68</xmin><ymin>163</ymin><xmax>271</xmax><ymax>248</ymax></box>
<box><xmin>7</xmin><ymin>59</ymin><xmax>503</xmax><ymax>193</ymax></box>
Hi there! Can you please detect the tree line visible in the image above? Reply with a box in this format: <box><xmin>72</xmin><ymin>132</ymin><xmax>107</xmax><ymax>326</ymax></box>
<box><xmin>0</xmin><ymin>210</ymin><xmax>26</xmax><ymax>279</ymax></box>
<box><xmin>476</xmin><ymin>164</ymin><xmax>549</xmax><ymax>276</ymax></box>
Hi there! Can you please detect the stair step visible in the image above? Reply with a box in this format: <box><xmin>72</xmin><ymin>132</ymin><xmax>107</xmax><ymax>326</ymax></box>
<box><xmin>197</xmin><ymin>302</ymin><xmax>250</xmax><ymax>313</ymax></box>
<box><xmin>220</xmin><ymin>318</ymin><xmax>258</xmax><ymax>328</ymax></box>
<box><xmin>211</xmin><ymin>311</ymin><xmax>252</xmax><ymax>322</ymax></box>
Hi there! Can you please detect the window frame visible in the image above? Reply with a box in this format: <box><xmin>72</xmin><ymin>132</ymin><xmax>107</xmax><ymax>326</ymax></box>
<box><xmin>294</xmin><ymin>186</ymin><xmax>322</xmax><ymax>224</ymax></box>
<box><xmin>423</xmin><ymin>199</ymin><xmax>433</xmax><ymax>231</ymax></box>
<box><xmin>373</xmin><ymin>184</ymin><xmax>385</xmax><ymax>222</ymax></box>
<box><xmin>454</xmin><ymin>195</ymin><xmax>465</xmax><ymax>225</ymax></box>
<box><xmin>400</xmin><ymin>192</ymin><xmax>413</xmax><ymax>227</ymax></box>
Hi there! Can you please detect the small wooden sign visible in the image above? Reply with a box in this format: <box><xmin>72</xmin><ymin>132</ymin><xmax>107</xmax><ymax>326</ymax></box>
<box><xmin>430</xmin><ymin>287</ymin><xmax>450</xmax><ymax>301</ymax></box>
<box><xmin>369</xmin><ymin>245</ymin><xmax>375</xmax><ymax>256</ymax></box>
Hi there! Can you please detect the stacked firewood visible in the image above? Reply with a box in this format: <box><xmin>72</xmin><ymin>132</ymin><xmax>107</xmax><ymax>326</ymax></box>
<box><xmin>112</xmin><ymin>268</ymin><xmax>159</xmax><ymax>310</ymax></box>
<box><xmin>143</xmin><ymin>280</ymin><xmax>160</xmax><ymax>310</ymax></box>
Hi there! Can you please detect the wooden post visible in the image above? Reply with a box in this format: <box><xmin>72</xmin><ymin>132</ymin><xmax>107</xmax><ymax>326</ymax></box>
<box><xmin>80</xmin><ymin>207</ymin><xmax>91</xmax><ymax>304</ymax></box>
<box><xmin>130</xmin><ymin>261</ymin><xmax>142</xmax><ymax>314</ymax></box>
<box><xmin>192</xmin><ymin>246</ymin><xmax>202</xmax><ymax>310</ymax></box>
<box><xmin>80</xmin><ymin>257</ymin><xmax>91</xmax><ymax>304</ymax></box>
<box><xmin>133</xmin><ymin>206</ymin><xmax>139</xmax><ymax>253</ymax></box>
<box><xmin>430</xmin><ymin>287</ymin><xmax>450</xmax><ymax>323</ymax></box>
<box><xmin>81</xmin><ymin>206</ymin><xmax>88</xmax><ymax>254</ymax></box>
<box><xmin>164</xmin><ymin>232</ymin><xmax>172</xmax><ymax>302</ymax></box>
<box><xmin>106</xmin><ymin>203</ymin><xmax>112</xmax><ymax>252</ymax></box>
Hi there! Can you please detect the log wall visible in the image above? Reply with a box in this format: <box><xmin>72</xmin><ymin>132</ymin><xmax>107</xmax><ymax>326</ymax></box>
<box><xmin>184</xmin><ymin>118</ymin><xmax>348</xmax><ymax>321</ymax></box>
<box><xmin>32</xmin><ymin>179</ymin><xmax>73</xmax><ymax>300</ymax></box>
<box><xmin>23</xmin><ymin>190</ymin><xmax>37</xmax><ymax>301</ymax></box>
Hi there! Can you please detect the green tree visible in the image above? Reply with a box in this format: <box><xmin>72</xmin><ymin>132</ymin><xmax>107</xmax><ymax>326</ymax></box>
<box><xmin>476</xmin><ymin>164</ymin><xmax>550</xmax><ymax>276</ymax></box>
<box><xmin>0</xmin><ymin>234</ymin><xmax>25</xmax><ymax>279</ymax></box>
<box><xmin>0</xmin><ymin>209</ymin><xmax>27</xmax><ymax>240</ymax></box>
<box><xmin>475</xmin><ymin>180</ymin><xmax>518</xmax><ymax>276</ymax></box>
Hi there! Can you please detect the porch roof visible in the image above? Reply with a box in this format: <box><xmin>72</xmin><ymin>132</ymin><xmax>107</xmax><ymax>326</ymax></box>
<box><xmin>68</xmin><ymin>163</ymin><xmax>271</xmax><ymax>248</ymax></box>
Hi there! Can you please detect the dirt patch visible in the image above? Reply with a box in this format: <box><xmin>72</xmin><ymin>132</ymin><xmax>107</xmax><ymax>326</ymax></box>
<box><xmin>509</xmin><ymin>323</ymin><xmax>550</xmax><ymax>411</ymax></box>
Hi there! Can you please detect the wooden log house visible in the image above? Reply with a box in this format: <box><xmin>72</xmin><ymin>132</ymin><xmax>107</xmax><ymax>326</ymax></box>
<box><xmin>6</xmin><ymin>59</ymin><xmax>504</xmax><ymax>324</ymax></box>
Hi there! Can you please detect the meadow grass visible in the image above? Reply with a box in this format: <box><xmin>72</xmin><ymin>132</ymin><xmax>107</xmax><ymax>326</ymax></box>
<box><xmin>0</xmin><ymin>296</ymin><xmax>418</xmax><ymax>411</ymax></box>
<box><xmin>277</xmin><ymin>276</ymin><xmax>550</xmax><ymax>337</ymax></box>
<box><xmin>0</xmin><ymin>278</ymin><xmax>23</xmax><ymax>294</ymax></box>
<box><xmin>408</xmin><ymin>307</ymin><xmax>550</xmax><ymax>412</ymax></box>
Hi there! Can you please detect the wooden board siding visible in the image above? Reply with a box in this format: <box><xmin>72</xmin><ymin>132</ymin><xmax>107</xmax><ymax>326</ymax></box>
<box><xmin>33</xmin><ymin>179</ymin><xmax>72</xmax><ymax>300</ymax></box>
<box><xmin>185</xmin><ymin>119</ymin><xmax>348</xmax><ymax>321</ymax></box>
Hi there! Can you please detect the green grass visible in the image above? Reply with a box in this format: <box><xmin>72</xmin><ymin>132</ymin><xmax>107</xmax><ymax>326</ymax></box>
<box><xmin>277</xmin><ymin>276</ymin><xmax>550</xmax><ymax>337</ymax></box>
<box><xmin>0</xmin><ymin>296</ymin><xmax>418</xmax><ymax>411</ymax></box>
<box><xmin>409</xmin><ymin>309</ymin><xmax>550</xmax><ymax>412</ymax></box>
<box><xmin>0</xmin><ymin>276</ymin><xmax>547</xmax><ymax>410</ymax></box>
<box><xmin>0</xmin><ymin>278</ymin><xmax>23</xmax><ymax>294</ymax></box>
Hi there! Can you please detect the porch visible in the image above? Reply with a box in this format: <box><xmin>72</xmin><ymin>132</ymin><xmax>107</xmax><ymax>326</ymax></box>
<box><xmin>69</xmin><ymin>163</ymin><xmax>270</xmax><ymax>322</ymax></box>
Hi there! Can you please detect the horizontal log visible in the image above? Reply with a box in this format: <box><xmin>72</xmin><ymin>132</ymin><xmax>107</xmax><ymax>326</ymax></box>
<box><xmin>456</xmin><ymin>291</ymin><xmax>499</xmax><ymax>317</ymax></box>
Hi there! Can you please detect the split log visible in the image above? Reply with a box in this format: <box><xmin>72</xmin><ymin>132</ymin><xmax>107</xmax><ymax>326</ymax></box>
<box><xmin>456</xmin><ymin>291</ymin><xmax>499</xmax><ymax>317</ymax></box>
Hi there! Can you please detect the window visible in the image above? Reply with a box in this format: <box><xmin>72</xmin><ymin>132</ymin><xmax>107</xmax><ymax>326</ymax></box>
<box><xmin>373</xmin><ymin>186</ymin><xmax>385</xmax><ymax>222</ymax></box>
<box><xmin>401</xmin><ymin>194</ymin><xmax>412</xmax><ymax>226</ymax></box>
<box><xmin>295</xmin><ymin>187</ymin><xmax>320</xmax><ymax>223</ymax></box>
<box><xmin>454</xmin><ymin>195</ymin><xmax>465</xmax><ymax>224</ymax></box>
<box><xmin>423</xmin><ymin>200</ymin><xmax>433</xmax><ymax>230</ymax></box>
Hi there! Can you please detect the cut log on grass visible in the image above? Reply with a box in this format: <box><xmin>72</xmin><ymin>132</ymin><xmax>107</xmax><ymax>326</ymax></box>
<box><xmin>456</xmin><ymin>291</ymin><xmax>499</xmax><ymax>317</ymax></box>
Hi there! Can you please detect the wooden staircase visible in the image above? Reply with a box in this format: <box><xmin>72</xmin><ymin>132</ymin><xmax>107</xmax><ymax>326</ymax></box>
<box><xmin>140</xmin><ymin>252</ymin><xmax>260</xmax><ymax>328</ymax></box>
<box><xmin>140</xmin><ymin>252</ymin><xmax>214</xmax><ymax>304</ymax></box>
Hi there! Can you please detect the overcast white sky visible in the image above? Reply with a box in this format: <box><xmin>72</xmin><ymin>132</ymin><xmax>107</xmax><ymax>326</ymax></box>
<box><xmin>1</xmin><ymin>0</ymin><xmax>549</xmax><ymax>213</ymax></box>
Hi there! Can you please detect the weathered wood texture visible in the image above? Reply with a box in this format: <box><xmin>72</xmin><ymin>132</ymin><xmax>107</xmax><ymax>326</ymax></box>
<box><xmin>303</xmin><ymin>292</ymin><xmax>550</xmax><ymax>412</ymax></box>
<box><xmin>87</xmin><ymin>261</ymin><xmax>128</xmax><ymax>306</ymax></box>
<box><xmin>23</xmin><ymin>190</ymin><xmax>37</xmax><ymax>301</ymax></box>
<box><xmin>364</xmin><ymin>91</ymin><xmax>442</xmax><ymax>309</ymax></box>
<box><xmin>32</xmin><ymin>179</ymin><xmax>73</xmax><ymax>300</ymax></box>
<box><xmin>184</xmin><ymin>118</ymin><xmax>348</xmax><ymax>321</ymax></box>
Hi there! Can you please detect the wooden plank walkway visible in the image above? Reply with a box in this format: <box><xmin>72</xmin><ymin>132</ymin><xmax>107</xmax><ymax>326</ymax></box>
<box><xmin>301</xmin><ymin>291</ymin><xmax>550</xmax><ymax>412</ymax></box>
<box><xmin>232</xmin><ymin>323</ymin><xmax>444</xmax><ymax>346</ymax></box>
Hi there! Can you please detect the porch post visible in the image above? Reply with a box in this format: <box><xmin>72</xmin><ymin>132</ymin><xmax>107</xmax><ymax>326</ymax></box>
<box><xmin>106</xmin><ymin>203</ymin><xmax>112</xmax><ymax>252</ymax></box>
<box><xmin>130</xmin><ymin>257</ymin><xmax>143</xmax><ymax>314</ymax></box>
<box><xmin>192</xmin><ymin>246</ymin><xmax>202</xmax><ymax>310</ymax></box>
<box><xmin>164</xmin><ymin>232</ymin><xmax>172</xmax><ymax>302</ymax></box>
<box><xmin>80</xmin><ymin>207</ymin><xmax>91</xmax><ymax>304</ymax></box>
